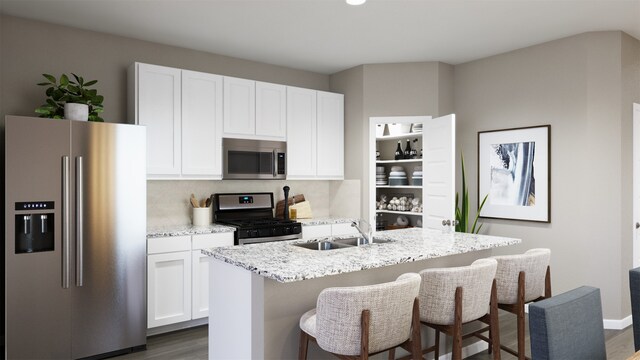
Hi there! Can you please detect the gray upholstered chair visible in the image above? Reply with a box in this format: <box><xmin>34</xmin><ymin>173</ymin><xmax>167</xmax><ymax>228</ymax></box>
<box><xmin>629</xmin><ymin>267</ymin><xmax>640</xmax><ymax>351</ymax></box>
<box><xmin>418</xmin><ymin>258</ymin><xmax>501</xmax><ymax>360</ymax></box>
<box><xmin>490</xmin><ymin>248</ymin><xmax>551</xmax><ymax>359</ymax></box>
<box><xmin>298</xmin><ymin>273</ymin><xmax>422</xmax><ymax>360</ymax></box>
<box><xmin>529</xmin><ymin>286</ymin><xmax>606</xmax><ymax>360</ymax></box>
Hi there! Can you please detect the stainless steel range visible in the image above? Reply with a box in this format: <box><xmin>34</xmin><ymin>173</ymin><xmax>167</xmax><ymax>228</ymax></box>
<box><xmin>213</xmin><ymin>192</ymin><xmax>302</xmax><ymax>245</ymax></box>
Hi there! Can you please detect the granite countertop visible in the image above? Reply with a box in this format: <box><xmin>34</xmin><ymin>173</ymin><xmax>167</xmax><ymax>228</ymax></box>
<box><xmin>203</xmin><ymin>227</ymin><xmax>521</xmax><ymax>283</ymax></box>
<box><xmin>147</xmin><ymin>224</ymin><xmax>235</xmax><ymax>238</ymax></box>
<box><xmin>298</xmin><ymin>217</ymin><xmax>359</xmax><ymax>226</ymax></box>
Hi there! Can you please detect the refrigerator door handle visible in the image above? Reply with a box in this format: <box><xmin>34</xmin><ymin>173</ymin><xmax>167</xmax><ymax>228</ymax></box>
<box><xmin>76</xmin><ymin>156</ymin><xmax>84</xmax><ymax>287</ymax></box>
<box><xmin>62</xmin><ymin>156</ymin><xmax>70</xmax><ymax>289</ymax></box>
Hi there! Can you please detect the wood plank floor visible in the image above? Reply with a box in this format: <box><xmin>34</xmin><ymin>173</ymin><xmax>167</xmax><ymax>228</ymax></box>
<box><xmin>112</xmin><ymin>314</ymin><xmax>637</xmax><ymax>360</ymax></box>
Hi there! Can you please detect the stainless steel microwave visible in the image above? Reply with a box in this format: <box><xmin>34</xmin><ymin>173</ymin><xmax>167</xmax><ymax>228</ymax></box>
<box><xmin>223</xmin><ymin>138</ymin><xmax>286</xmax><ymax>180</ymax></box>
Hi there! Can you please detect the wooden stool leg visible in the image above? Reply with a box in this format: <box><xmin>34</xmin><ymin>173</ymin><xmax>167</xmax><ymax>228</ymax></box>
<box><xmin>298</xmin><ymin>330</ymin><xmax>309</xmax><ymax>360</ymax></box>
<box><xmin>490</xmin><ymin>279</ymin><xmax>501</xmax><ymax>360</ymax></box>
<box><xmin>434</xmin><ymin>330</ymin><xmax>440</xmax><ymax>359</ymax></box>
<box><xmin>452</xmin><ymin>287</ymin><xmax>463</xmax><ymax>360</ymax></box>
<box><xmin>410</xmin><ymin>298</ymin><xmax>422</xmax><ymax>360</ymax></box>
<box><xmin>388</xmin><ymin>348</ymin><xmax>395</xmax><ymax>360</ymax></box>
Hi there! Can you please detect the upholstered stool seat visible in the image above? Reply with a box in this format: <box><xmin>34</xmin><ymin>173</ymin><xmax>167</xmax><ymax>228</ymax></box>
<box><xmin>417</xmin><ymin>258</ymin><xmax>501</xmax><ymax>360</ymax></box>
<box><xmin>490</xmin><ymin>248</ymin><xmax>551</xmax><ymax>360</ymax></box>
<box><xmin>298</xmin><ymin>273</ymin><xmax>422</xmax><ymax>360</ymax></box>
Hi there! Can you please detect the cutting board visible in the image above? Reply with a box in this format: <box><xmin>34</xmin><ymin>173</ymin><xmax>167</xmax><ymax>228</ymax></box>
<box><xmin>275</xmin><ymin>194</ymin><xmax>306</xmax><ymax>218</ymax></box>
<box><xmin>290</xmin><ymin>201</ymin><xmax>313</xmax><ymax>219</ymax></box>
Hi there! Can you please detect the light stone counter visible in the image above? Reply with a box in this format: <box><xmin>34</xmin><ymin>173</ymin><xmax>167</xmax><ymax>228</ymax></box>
<box><xmin>146</xmin><ymin>224</ymin><xmax>235</xmax><ymax>238</ymax></box>
<box><xmin>298</xmin><ymin>217</ymin><xmax>358</xmax><ymax>226</ymax></box>
<box><xmin>206</xmin><ymin>228</ymin><xmax>521</xmax><ymax>359</ymax></box>
<box><xmin>203</xmin><ymin>227</ymin><xmax>520</xmax><ymax>283</ymax></box>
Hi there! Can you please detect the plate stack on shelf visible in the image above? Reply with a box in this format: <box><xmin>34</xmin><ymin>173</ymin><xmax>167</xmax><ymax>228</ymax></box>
<box><xmin>389</xmin><ymin>166</ymin><xmax>408</xmax><ymax>186</ymax></box>
<box><xmin>412</xmin><ymin>166</ymin><xmax>423</xmax><ymax>186</ymax></box>
<box><xmin>376</xmin><ymin>166</ymin><xmax>387</xmax><ymax>186</ymax></box>
<box><xmin>411</xmin><ymin>122</ymin><xmax>423</xmax><ymax>133</ymax></box>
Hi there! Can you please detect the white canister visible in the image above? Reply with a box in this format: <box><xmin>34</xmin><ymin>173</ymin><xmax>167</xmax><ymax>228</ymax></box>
<box><xmin>192</xmin><ymin>207</ymin><xmax>211</xmax><ymax>226</ymax></box>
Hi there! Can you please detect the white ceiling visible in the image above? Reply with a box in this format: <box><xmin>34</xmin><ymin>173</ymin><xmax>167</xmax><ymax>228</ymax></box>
<box><xmin>1</xmin><ymin>0</ymin><xmax>639</xmax><ymax>74</ymax></box>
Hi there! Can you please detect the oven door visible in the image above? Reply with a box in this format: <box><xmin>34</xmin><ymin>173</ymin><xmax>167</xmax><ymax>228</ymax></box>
<box><xmin>238</xmin><ymin>234</ymin><xmax>302</xmax><ymax>245</ymax></box>
<box><xmin>223</xmin><ymin>138</ymin><xmax>286</xmax><ymax>180</ymax></box>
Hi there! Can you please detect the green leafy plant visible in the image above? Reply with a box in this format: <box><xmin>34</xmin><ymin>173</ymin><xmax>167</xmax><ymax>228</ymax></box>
<box><xmin>455</xmin><ymin>153</ymin><xmax>488</xmax><ymax>234</ymax></box>
<box><xmin>35</xmin><ymin>73</ymin><xmax>104</xmax><ymax>122</ymax></box>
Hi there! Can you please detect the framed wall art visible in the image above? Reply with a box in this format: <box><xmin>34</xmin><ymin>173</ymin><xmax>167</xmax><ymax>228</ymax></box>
<box><xmin>477</xmin><ymin>125</ymin><xmax>550</xmax><ymax>222</ymax></box>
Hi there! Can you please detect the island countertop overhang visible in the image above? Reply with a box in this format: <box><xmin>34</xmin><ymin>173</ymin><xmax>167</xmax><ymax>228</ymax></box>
<box><xmin>202</xmin><ymin>228</ymin><xmax>521</xmax><ymax>283</ymax></box>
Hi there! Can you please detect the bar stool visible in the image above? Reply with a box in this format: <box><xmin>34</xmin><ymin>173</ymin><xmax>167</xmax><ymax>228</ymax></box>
<box><xmin>298</xmin><ymin>273</ymin><xmax>422</xmax><ymax>360</ymax></box>
<box><xmin>417</xmin><ymin>258</ymin><xmax>501</xmax><ymax>360</ymax></box>
<box><xmin>490</xmin><ymin>248</ymin><xmax>551</xmax><ymax>360</ymax></box>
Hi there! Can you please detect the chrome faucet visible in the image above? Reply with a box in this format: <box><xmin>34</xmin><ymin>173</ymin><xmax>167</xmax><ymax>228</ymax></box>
<box><xmin>351</xmin><ymin>220</ymin><xmax>373</xmax><ymax>244</ymax></box>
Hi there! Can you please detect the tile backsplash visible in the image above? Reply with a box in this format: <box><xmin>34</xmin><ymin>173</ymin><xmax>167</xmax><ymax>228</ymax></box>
<box><xmin>147</xmin><ymin>179</ymin><xmax>360</xmax><ymax>228</ymax></box>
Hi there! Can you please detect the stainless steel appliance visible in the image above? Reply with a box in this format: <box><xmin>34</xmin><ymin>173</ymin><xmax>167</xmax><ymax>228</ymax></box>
<box><xmin>213</xmin><ymin>192</ymin><xmax>302</xmax><ymax>244</ymax></box>
<box><xmin>222</xmin><ymin>138</ymin><xmax>286</xmax><ymax>180</ymax></box>
<box><xmin>5</xmin><ymin>116</ymin><xmax>147</xmax><ymax>359</ymax></box>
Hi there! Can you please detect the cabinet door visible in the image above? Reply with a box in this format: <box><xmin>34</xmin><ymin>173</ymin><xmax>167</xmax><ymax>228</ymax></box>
<box><xmin>422</xmin><ymin>114</ymin><xmax>456</xmax><ymax>230</ymax></box>
<box><xmin>147</xmin><ymin>251</ymin><xmax>192</xmax><ymax>328</ymax></box>
<box><xmin>137</xmin><ymin>63</ymin><xmax>181</xmax><ymax>176</ymax></box>
<box><xmin>287</xmin><ymin>87</ymin><xmax>317</xmax><ymax>178</ymax></box>
<box><xmin>223</xmin><ymin>76</ymin><xmax>255</xmax><ymax>137</ymax></box>
<box><xmin>182</xmin><ymin>70</ymin><xmax>223</xmax><ymax>177</ymax></box>
<box><xmin>256</xmin><ymin>81</ymin><xmax>287</xmax><ymax>140</ymax></box>
<box><xmin>191</xmin><ymin>233</ymin><xmax>233</xmax><ymax>320</ymax></box>
<box><xmin>317</xmin><ymin>91</ymin><xmax>344</xmax><ymax>179</ymax></box>
<box><xmin>302</xmin><ymin>224</ymin><xmax>332</xmax><ymax>240</ymax></box>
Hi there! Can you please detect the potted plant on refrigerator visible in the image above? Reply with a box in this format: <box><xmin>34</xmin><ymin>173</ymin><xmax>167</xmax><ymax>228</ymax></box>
<box><xmin>35</xmin><ymin>73</ymin><xmax>104</xmax><ymax>122</ymax></box>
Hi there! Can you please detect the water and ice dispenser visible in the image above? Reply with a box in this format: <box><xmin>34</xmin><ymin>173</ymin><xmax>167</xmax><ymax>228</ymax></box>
<box><xmin>15</xmin><ymin>201</ymin><xmax>55</xmax><ymax>253</ymax></box>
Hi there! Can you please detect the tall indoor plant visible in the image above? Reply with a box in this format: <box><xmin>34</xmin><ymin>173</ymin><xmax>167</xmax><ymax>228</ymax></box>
<box><xmin>35</xmin><ymin>73</ymin><xmax>104</xmax><ymax>122</ymax></box>
<box><xmin>455</xmin><ymin>153</ymin><xmax>488</xmax><ymax>234</ymax></box>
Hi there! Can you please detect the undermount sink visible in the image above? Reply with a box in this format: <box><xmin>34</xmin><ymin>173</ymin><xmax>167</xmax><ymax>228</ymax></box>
<box><xmin>294</xmin><ymin>241</ymin><xmax>353</xmax><ymax>251</ymax></box>
<box><xmin>293</xmin><ymin>237</ymin><xmax>393</xmax><ymax>251</ymax></box>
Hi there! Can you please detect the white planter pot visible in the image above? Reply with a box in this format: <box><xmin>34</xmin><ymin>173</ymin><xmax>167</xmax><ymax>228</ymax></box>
<box><xmin>64</xmin><ymin>103</ymin><xmax>89</xmax><ymax>121</ymax></box>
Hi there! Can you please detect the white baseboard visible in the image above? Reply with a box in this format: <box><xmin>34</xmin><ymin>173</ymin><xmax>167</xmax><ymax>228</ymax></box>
<box><xmin>603</xmin><ymin>315</ymin><xmax>632</xmax><ymax>330</ymax></box>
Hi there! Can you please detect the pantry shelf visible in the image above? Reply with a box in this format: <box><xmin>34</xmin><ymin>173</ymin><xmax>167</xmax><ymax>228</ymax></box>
<box><xmin>376</xmin><ymin>210</ymin><xmax>422</xmax><ymax>216</ymax></box>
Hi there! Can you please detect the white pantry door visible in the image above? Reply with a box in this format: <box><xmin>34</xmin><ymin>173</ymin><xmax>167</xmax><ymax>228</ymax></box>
<box><xmin>633</xmin><ymin>103</ymin><xmax>640</xmax><ymax>267</ymax></box>
<box><xmin>422</xmin><ymin>114</ymin><xmax>456</xmax><ymax>230</ymax></box>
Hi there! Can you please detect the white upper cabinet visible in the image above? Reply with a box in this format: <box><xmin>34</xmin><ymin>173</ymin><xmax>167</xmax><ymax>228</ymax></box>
<box><xmin>286</xmin><ymin>86</ymin><xmax>317</xmax><ymax>178</ymax></box>
<box><xmin>287</xmin><ymin>87</ymin><xmax>345</xmax><ymax>180</ymax></box>
<box><xmin>255</xmin><ymin>82</ymin><xmax>287</xmax><ymax>139</ymax></box>
<box><xmin>182</xmin><ymin>70</ymin><xmax>223</xmax><ymax>177</ymax></box>
<box><xmin>223</xmin><ymin>76</ymin><xmax>255</xmax><ymax>138</ymax></box>
<box><xmin>317</xmin><ymin>91</ymin><xmax>344</xmax><ymax>179</ymax></box>
<box><xmin>129</xmin><ymin>62</ymin><xmax>223</xmax><ymax>179</ymax></box>
<box><xmin>132</xmin><ymin>63</ymin><xmax>182</xmax><ymax>176</ymax></box>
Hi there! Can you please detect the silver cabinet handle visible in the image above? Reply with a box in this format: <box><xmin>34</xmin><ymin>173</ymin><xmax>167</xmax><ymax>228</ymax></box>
<box><xmin>76</xmin><ymin>156</ymin><xmax>83</xmax><ymax>287</ymax></box>
<box><xmin>442</xmin><ymin>219</ymin><xmax>451</xmax><ymax>226</ymax></box>
<box><xmin>62</xmin><ymin>156</ymin><xmax>70</xmax><ymax>289</ymax></box>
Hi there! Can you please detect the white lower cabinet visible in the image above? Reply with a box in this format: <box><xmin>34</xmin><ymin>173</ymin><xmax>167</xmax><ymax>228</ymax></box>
<box><xmin>147</xmin><ymin>232</ymin><xmax>234</xmax><ymax>329</ymax></box>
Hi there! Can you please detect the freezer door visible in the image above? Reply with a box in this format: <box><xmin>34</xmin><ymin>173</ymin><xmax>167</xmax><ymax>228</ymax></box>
<box><xmin>70</xmin><ymin>121</ymin><xmax>147</xmax><ymax>358</ymax></box>
<box><xmin>5</xmin><ymin>116</ymin><xmax>72</xmax><ymax>359</ymax></box>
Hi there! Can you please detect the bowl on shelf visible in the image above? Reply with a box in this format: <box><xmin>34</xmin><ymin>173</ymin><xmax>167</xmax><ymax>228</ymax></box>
<box><xmin>387</xmin><ymin>123</ymin><xmax>411</xmax><ymax>136</ymax></box>
<box><xmin>389</xmin><ymin>177</ymin><xmax>409</xmax><ymax>186</ymax></box>
<box><xmin>412</xmin><ymin>178</ymin><xmax>422</xmax><ymax>186</ymax></box>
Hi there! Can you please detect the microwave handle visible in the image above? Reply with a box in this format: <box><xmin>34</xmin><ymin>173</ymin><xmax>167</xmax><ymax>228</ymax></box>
<box><xmin>273</xmin><ymin>150</ymin><xmax>277</xmax><ymax>177</ymax></box>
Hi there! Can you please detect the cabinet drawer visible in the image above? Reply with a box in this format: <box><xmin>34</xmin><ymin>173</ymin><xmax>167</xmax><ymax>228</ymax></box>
<box><xmin>192</xmin><ymin>233</ymin><xmax>234</xmax><ymax>250</ymax></box>
<box><xmin>148</xmin><ymin>235</ymin><xmax>191</xmax><ymax>254</ymax></box>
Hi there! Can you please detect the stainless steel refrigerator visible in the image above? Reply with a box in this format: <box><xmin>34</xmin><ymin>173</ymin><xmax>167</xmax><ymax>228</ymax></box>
<box><xmin>4</xmin><ymin>115</ymin><xmax>147</xmax><ymax>359</ymax></box>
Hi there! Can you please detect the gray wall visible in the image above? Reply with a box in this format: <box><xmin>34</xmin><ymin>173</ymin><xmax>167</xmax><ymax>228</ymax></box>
<box><xmin>0</xmin><ymin>15</ymin><xmax>329</xmax><ymax>123</ymax></box>
<box><xmin>454</xmin><ymin>31</ymin><xmax>640</xmax><ymax>320</ymax></box>
<box><xmin>330</xmin><ymin>62</ymin><xmax>454</xmax><ymax>223</ymax></box>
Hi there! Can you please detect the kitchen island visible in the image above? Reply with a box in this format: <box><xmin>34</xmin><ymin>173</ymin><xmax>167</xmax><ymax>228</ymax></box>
<box><xmin>203</xmin><ymin>228</ymin><xmax>521</xmax><ymax>359</ymax></box>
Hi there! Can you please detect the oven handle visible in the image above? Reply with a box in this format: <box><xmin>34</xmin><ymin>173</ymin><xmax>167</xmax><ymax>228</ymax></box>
<box><xmin>239</xmin><ymin>234</ymin><xmax>302</xmax><ymax>245</ymax></box>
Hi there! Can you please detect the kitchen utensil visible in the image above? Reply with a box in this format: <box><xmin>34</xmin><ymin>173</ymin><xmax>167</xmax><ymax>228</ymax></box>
<box><xmin>205</xmin><ymin>196</ymin><xmax>212</xmax><ymax>208</ymax></box>
<box><xmin>283</xmin><ymin>186</ymin><xmax>290</xmax><ymax>220</ymax></box>
<box><xmin>200</xmin><ymin>198</ymin><xmax>206</xmax><ymax>207</ymax></box>
<box><xmin>190</xmin><ymin>193</ymin><xmax>199</xmax><ymax>208</ymax></box>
